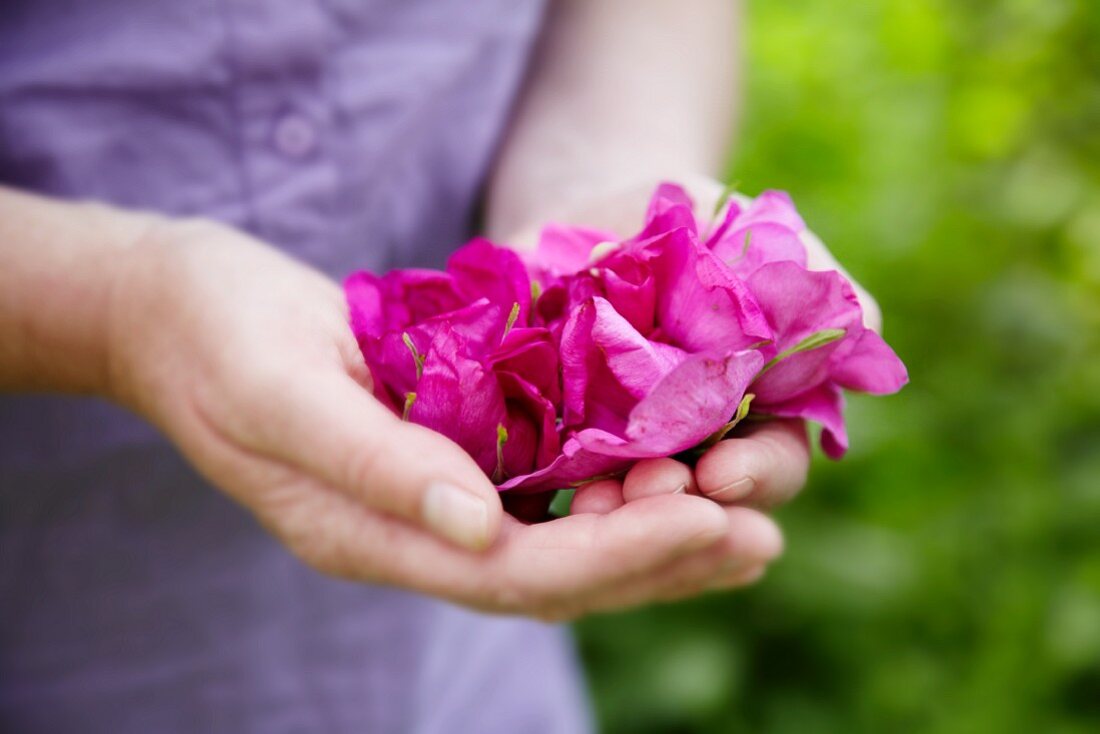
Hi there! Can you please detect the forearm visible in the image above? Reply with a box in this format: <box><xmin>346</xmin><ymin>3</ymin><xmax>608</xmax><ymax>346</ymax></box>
<box><xmin>0</xmin><ymin>187</ymin><xmax>155</xmax><ymax>395</ymax></box>
<box><xmin>487</xmin><ymin>0</ymin><xmax>740</xmax><ymax>238</ymax></box>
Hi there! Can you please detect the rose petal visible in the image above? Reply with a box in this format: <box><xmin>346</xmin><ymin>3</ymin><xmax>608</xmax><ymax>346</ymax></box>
<box><xmin>576</xmin><ymin>349</ymin><xmax>764</xmax><ymax>458</ymax></box>
<box><xmin>498</xmin><ymin>436</ymin><xmax>632</xmax><ymax>493</ymax></box>
<box><xmin>447</xmin><ymin>239</ymin><xmax>532</xmax><ymax>324</ymax></box>
<box><xmin>747</xmin><ymin>262</ymin><xmax>863</xmax><ymax>403</ymax></box>
<box><xmin>532</xmin><ymin>224</ymin><xmax>618</xmax><ymax>278</ymax></box>
<box><xmin>636</xmin><ymin>182</ymin><xmax>698</xmax><ymax>239</ymax></box>
<box><xmin>762</xmin><ymin>383</ymin><xmax>849</xmax><ymax>459</ymax></box>
<box><xmin>831</xmin><ymin>329</ymin><xmax>909</xmax><ymax>395</ymax></box>
<box><xmin>647</xmin><ymin>229</ymin><xmax>772</xmax><ymax>352</ymax></box>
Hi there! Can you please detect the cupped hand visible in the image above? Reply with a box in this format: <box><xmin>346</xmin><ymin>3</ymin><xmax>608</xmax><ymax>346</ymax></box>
<box><xmin>101</xmin><ymin>217</ymin><xmax>781</xmax><ymax>620</ymax></box>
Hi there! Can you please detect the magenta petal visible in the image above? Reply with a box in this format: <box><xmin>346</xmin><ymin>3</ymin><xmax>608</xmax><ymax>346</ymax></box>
<box><xmin>532</xmin><ymin>224</ymin><xmax>617</xmax><ymax>278</ymax></box>
<box><xmin>747</xmin><ymin>262</ymin><xmax>863</xmax><ymax>403</ymax></box>
<box><xmin>704</xmin><ymin>197</ymin><xmax>745</xmax><ymax>248</ymax></box>
<box><xmin>558</xmin><ymin>301</ymin><xmax>597</xmax><ymax>428</ymax></box>
<box><xmin>492</xmin><ymin>326</ymin><xmax>562</xmax><ymax>406</ymax></box>
<box><xmin>344</xmin><ymin>271</ymin><xmax>386</xmax><ymax>338</ymax></box>
<box><xmin>497</xmin><ymin>371</ymin><xmax>561</xmax><ymax>476</ymax></box>
<box><xmin>403</xmin><ymin>300</ymin><xmax>505</xmax><ymax>360</ymax></box>
<box><xmin>393</xmin><ymin>270</ymin><xmax>466</xmax><ymax>323</ymax></box>
<box><xmin>712</xmin><ymin>223</ymin><xmax>808</xmax><ymax>276</ymax></box>
<box><xmin>648</xmin><ymin>229</ymin><xmax>772</xmax><ymax>352</ymax></box>
<box><xmin>752</xmin><ymin>344</ymin><xmax>843</xmax><ymax>403</ymax></box>
<box><xmin>577</xmin><ymin>349</ymin><xmax>765</xmax><ymax>458</ymax></box>
<box><xmin>636</xmin><ymin>182</ymin><xmax>698</xmax><ymax>239</ymax></box>
<box><xmin>345</xmin><ymin>269</ymin><xmax>464</xmax><ymax>338</ymax></box>
<box><xmin>412</xmin><ymin>327</ymin><xmax>506</xmax><ymax>475</ymax></box>
<box><xmin>600</xmin><ymin>258</ymin><xmax>657</xmax><ymax>334</ymax></box>
<box><xmin>361</xmin><ymin>300</ymin><xmax>502</xmax><ymax>422</ymax></box>
<box><xmin>507</xmin><ymin>350</ymin><xmax>764</xmax><ymax>489</ymax></box>
<box><xmin>365</xmin><ymin>331</ymin><xmax>421</xmax><ymax>398</ymax></box>
<box><xmin>447</xmin><ymin>239</ymin><xmax>532</xmax><ymax>323</ymax></box>
<box><xmin>498</xmin><ymin>437</ymin><xmax>632</xmax><ymax>493</ymax></box>
<box><xmin>764</xmin><ymin>384</ymin><xmax>849</xmax><ymax>459</ymax></box>
<box><xmin>558</xmin><ymin>301</ymin><xmax>639</xmax><ymax>435</ymax></box>
<box><xmin>831</xmin><ymin>329</ymin><xmax>909</xmax><ymax>395</ymax></box>
<box><xmin>589</xmin><ymin>297</ymin><xmax>687</xmax><ymax>400</ymax></box>
<box><xmin>706</xmin><ymin>190</ymin><xmax>808</xmax><ymax>276</ymax></box>
<box><xmin>746</xmin><ymin>262</ymin><xmax>862</xmax><ymax>344</ymax></box>
<box><xmin>739</xmin><ymin>190</ymin><xmax>807</xmax><ymax>233</ymax></box>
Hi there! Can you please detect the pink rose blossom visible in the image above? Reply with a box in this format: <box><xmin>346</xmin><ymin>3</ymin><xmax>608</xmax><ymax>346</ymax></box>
<box><xmin>345</xmin><ymin>182</ymin><xmax>908</xmax><ymax>492</ymax></box>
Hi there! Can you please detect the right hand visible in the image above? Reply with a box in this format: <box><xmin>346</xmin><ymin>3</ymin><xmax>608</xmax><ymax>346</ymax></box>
<box><xmin>104</xmin><ymin>216</ymin><xmax>783</xmax><ymax>620</ymax></box>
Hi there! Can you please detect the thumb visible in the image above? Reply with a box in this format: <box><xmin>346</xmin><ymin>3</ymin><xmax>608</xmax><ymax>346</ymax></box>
<box><xmin>262</xmin><ymin>373</ymin><xmax>504</xmax><ymax>552</ymax></box>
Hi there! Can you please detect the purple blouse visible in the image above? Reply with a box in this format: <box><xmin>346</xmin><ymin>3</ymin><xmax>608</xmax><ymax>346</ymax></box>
<box><xmin>0</xmin><ymin>1</ymin><xmax>591</xmax><ymax>731</ymax></box>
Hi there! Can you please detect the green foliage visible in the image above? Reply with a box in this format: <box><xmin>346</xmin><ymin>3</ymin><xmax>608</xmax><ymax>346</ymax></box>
<box><xmin>576</xmin><ymin>1</ymin><xmax>1100</xmax><ymax>731</ymax></box>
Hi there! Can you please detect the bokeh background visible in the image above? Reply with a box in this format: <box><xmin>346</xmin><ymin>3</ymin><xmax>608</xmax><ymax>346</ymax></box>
<box><xmin>575</xmin><ymin>1</ymin><xmax>1100</xmax><ymax>731</ymax></box>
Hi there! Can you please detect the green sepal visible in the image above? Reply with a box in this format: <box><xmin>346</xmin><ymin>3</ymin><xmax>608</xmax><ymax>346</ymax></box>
<box><xmin>493</xmin><ymin>423</ymin><xmax>509</xmax><ymax>484</ymax></box>
<box><xmin>502</xmin><ymin>302</ymin><xmax>521</xmax><ymax>342</ymax></box>
<box><xmin>402</xmin><ymin>332</ymin><xmax>425</xmax><ymax>380</ymax></box>
<box><xmin>760</xmin><ymin>328</ymin><xmax>847</xmax><ymax>374</ymax></box>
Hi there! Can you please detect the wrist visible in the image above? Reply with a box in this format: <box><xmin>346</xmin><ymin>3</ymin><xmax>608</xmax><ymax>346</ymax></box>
<box><xmin>99</xmin><ymin>211</ymin><xmax>178</xmax><ymax>410</ymax></box>
<box><xmin>0</xmin><ymin>189</ymin><xmax>163</xmax><ymax>397</ymax></box>
<box><xmin>69</xmin><ymin>203</ymin><xmax>168</xmax><ymax>403</ymax></box>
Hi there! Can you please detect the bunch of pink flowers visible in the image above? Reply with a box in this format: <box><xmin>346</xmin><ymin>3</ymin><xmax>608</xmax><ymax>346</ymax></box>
<box><xmin>345</xmin><ymin>183</ymin><xmax>907</xmax><ymax>493</ymax></box>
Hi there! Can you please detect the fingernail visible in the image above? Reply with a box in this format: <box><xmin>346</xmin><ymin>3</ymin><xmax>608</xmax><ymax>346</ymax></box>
<box><xmin>672</xmin><ymin>483</ymin><xmax>688</xmax><ymax>495</ymax></box>
<box><xmin>709</xmin><ymin>476</ymin><xmax>755</xmax><ymax>502</ymax></box>
<box><xmin>423</xmin><ymin>482</ymin><xmax>490</xmax><ymax>551</ymax></box>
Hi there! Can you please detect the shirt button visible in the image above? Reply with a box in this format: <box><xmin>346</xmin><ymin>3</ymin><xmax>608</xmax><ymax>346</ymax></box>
<box><xmin>272</xmin><ymin>112</ymin><xmax>317</xmax><ymax>158</ymax></box>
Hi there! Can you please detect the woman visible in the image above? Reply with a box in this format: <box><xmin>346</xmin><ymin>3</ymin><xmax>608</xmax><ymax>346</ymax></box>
<box><xmin>0</xmin><ymin>1</ymin><xmax>845</xmax><ymax>730</ymax></box>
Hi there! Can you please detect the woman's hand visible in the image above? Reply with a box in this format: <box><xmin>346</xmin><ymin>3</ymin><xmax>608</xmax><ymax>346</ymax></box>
<box><xmin>101</xmin><ymin>216</ymin><xmax>783</xmax><ymax>620</ymax></box>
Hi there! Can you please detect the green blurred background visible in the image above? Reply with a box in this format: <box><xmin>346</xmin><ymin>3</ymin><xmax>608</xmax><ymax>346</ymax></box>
<box><xmin>575</xmin><ymin>0</ymin><xmax>1100</xmax><ymax>731</ymax></box>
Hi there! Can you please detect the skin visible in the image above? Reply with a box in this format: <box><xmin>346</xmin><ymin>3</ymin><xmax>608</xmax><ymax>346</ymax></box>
<box><xmin>0</xmin><ymin>0</ymin><xmax>882</xmax><ymax>621</ymax></box>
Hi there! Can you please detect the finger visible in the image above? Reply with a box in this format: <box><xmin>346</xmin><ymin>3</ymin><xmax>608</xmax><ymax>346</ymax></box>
<box><xmin>800</xmin><ymin>228</ymin><xmax>883</xmax><ymax>333</ymax></box>
<box><xmin>494</xmin><ymin>494</ymin><xmax>729</xmax><ymax>613</ymax></box>
<box><xmin>577</xmin><ymin>506</ymin><xmax>783</xmax><ymax>614</ymax></box>
<box><xmin>277</xmin><ymin>482</ymin><xmax>731</xmax><ymax>619</ymax></box>
<box><xmin>571</xmin><ymin>479</ymin><xmax>625</xmax><ymax>514</ymax></box>
<box><xmin>622</xmin><ymin>458</ymin><xmax>696</xmax><ymax>502</ymax></box>
<box><xmin>695</xmin><ymin>419</ymin><xmax>809</xmax><ymax>509</ymax></box>
<box><xmin>251</xmin><ymin>372</ymin><xmax>503</xmax><ymax>552</ymax></box>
